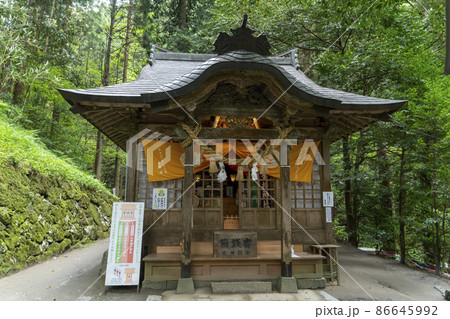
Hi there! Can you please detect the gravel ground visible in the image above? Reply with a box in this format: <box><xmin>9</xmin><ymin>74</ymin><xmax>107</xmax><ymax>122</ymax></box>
<box><xmin>325</xmin><ymin>243</ymin><xmax>449</xmax><ymax>301</ymax></box>
<box><xmin>0</xmin><ymin>239</ymin><xmax>448</xmax><ymax>301</ymax></box>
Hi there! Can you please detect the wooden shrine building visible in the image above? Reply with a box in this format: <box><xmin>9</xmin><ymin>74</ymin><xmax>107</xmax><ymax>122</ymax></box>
<box><xmin>59</xmin><ymin>17</ymin><xmax>406</xmax><ymax>293</ymax></box>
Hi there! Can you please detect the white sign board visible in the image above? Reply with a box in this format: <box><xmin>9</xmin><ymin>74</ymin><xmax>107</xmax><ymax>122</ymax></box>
<box><xmin>152</xmin><ymin>188</ymin><xmax>168</xmax><ymax>210</ymax></box>
<box><xmin>105</xmin><ymin>202</ymin><xmax>144</xmax><ymax>286</ymax></box>
<box><xmin>326</xmin><ymin>207</ymin><xmax>332</xmax><ymax>223</ymax></box>
<box><xmin>323</xmin><ymin>192</ymin><xmax>334</xmax><ymax>207</ymax></box>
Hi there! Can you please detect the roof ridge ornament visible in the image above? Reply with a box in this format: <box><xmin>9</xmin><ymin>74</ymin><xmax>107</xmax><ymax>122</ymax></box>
<box><xmin>213</xmin><ymin>14</ymin><xmax>271</xmax><ymax>56</ymax></box>
<box><xmin>149</xmin><ymin>45</ymin><xmax>156</xmax><ymax>66</ymax></box>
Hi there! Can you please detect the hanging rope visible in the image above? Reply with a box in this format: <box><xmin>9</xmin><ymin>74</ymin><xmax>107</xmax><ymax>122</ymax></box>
<box><xmin>180</xmin><ymin>123</ymin><xmax>202</xmax><ymax>148</ymax></box>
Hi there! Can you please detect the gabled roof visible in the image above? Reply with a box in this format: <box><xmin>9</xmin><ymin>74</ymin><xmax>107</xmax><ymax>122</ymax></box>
<box><xmin>58</xmin><ymin>21</ymin><xmax>406</xmax><ymax>150</ymax></box>
<box><xmin>59</xmin><ymin>50</ymin><xmax>405</xmax><ymax>112</ymax></box>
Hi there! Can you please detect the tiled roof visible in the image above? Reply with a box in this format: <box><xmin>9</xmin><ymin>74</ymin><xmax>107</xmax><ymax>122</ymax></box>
<box><xmin>59</xmin><ymin>50</ymin><xmax>406</xmax><ymax>110</ymax></box>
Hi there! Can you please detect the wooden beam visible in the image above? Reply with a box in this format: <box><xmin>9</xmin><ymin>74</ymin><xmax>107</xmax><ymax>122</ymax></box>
<box><xmin>96</xmin><ymin>115</ymin><xmax>126</xmax><ymax>128</ymax></box>
<box><xmin>105</xmin><ymin>131</ymin><xmax>127</xmax><ymax>143</ymax></box>
<box><xmin>348</xmin><ymin>116</ymin><xmax>370</xmax><ymax>127</ymax></box>
<box><xmin>125</xmin><ymin>140</ymin><xmax>137</xmax><ymax>201</ymax></box>
<box><xmin>280</xmin><ymin>143</ymin><xmax>292</xmax><ymax>277</ymax></box>
<box><xmin>339</xmin><ymin>116</ymin><xmax>365</xmax><ymax>132</ymax></box>
<box><xmin>332</xmin><ymin>120</ymin><xmax>353</xmax><ymax>135</ymax></box>
<box><xmin>197</xmin><ymin>128</ymin><xmax>280</xmax><ymax>140</ymax></box>
<box><xmin>181</xmin><ymin>144</ymin><xmax>194</xmax><ymax>278</ymax></box>
<box><xmin>89</xmin><ymin>110</ymin><xmax>118</xmax><ymax>122</ymax></box>
<box><xmin>70</xmin><ymin>104</ymin><xmax>106</xmax><ymax>114</ymax></box>
<box><xmin>335</xmin><ymin>116</ymin><xmax>357</xmax><ymax>131</ymax></box>
<box><xmin>322</xmin><ymin>138</ymin><xmax>333</xmax><ymax>244</ymax></box>
<box><xmin>193</xmin><ymin>107</ymin><xmax>282</xmax><ymax>120</ymax></box>
<box><xmin>114</xmin><ymin>136</ymin><xmax>128</xmax><ymax>147</ymax></box>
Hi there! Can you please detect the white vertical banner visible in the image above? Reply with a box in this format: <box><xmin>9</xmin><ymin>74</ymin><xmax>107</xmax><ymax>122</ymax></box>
<box><xmin>326</xmin><ymin>207</ymin><xmax>332</xmax><ymax>223</ymax></box>
<box><xmin>323</xmin><ymin>191</ymin><xmax>334</xmax><ymax>207</ymax></box>
<box><xmin>105</xmin><ymin>202</ymin><xmax>144</xmax><ymax>286</ymax></box>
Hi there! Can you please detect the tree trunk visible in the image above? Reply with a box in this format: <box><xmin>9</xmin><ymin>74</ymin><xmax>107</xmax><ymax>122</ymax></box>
<box><xmin>432</xmin><ymin>143</ymin><xmax>441</xmax><ymax>275</ymax></box>
<box><xmin>441</xmin><ymin>201</ymin><xmax>448</xmax><ymax>271</ymax></box>
<box><xmin>50</xmin><ymin>104</ymin><xmax>60</xmax><ymax>136</ymax></box>
<box><xmin>179</xmin><ymin>0</ymin><xmax>187</xmax><ymax>28</ymax></box>
<box><xmin>44</xmin><ymin>0</ymin><xmax>57</xmax><ymax>52</ymax></box>
<box><xmin>444</xmin><ymin>0</ymin><xmax>450</xmax><ymax>75</ymax></box>
<box><xmin>123</xmin><ymin>2</ymin><xmax>132</xmax><ymax>83</ymax></box>
<box><xmin>113</xmin><ymin>147</ymin><xmax>122</xmax><ymax>197</ymax></box>
<box><xmin>343</xmin><ymin>137</ymin><xmax>357</xmax><ymax>246</ymax></box>
<box><xmin>113</xmin><ymin>2</ymin><xmax>132</xmax><ymax>197</ymax></box>
<box><xmin>398</xmin><ymin>146</ymin><xmax>406</xmax><ymax>264</ymax></box>
<box><xmin>377</xmin><ymin>146</ymin><xmax>396</xmax><ymax>252</ymax></box>
<box><xmin>12</xmin><ymin>81</ymin><xmax>24</xmax><ymax>105</ymax></box>
<box><xmin>350</xmin><ymin>133</ymin><xmax>365</xmax><ymax>248</ymax></box>
<box><xmin>93</xmin><ymin>131</ymin><xmax>104</xmax><ymax>180</ymax></box>
<box><xmin>102</xmin><ymin>0</ymin><xmax>117</xmax><ymax>87</ymax></box>
<box><xmin>94</xmin><ymin>0</ymin><xmax>116</xmax><ymax>180</ymax></box>
<box><xmin>435</xmin><ymin>219</ymin><xmax>441</xmax><ymax>275</ymax></box>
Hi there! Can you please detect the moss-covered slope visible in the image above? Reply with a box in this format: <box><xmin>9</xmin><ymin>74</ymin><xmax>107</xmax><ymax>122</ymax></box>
<box><xmin>0</xmin><ymin>101</ymin><xmax>116</xmax><ymax>276</ymax></box>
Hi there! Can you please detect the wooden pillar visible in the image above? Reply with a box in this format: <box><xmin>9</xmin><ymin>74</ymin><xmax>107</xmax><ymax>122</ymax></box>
<box><xmin>280</xmin><ymin>142</ymin><xmax>292</xmax><ymax>277</ymax></box>
<box><xmin>181</xmin><ymin>144</ymin><xmax>194</xmax><ymax>278</ymax></box>
<box><xmin>322</xmin><ymin>138</ymin><xmax>333</xmax><ymax>244</ymax></box>
<box><xmin>125</xmin><ymin>140</ymin><xmax>137</xmax><ymax>202</ymax></box>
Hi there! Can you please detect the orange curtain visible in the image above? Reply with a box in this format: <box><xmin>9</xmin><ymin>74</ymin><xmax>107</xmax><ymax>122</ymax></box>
<box><xmin>142</xmin><ymin>138</ymin><xmax>321</xmax><ymax>182</ymax></box>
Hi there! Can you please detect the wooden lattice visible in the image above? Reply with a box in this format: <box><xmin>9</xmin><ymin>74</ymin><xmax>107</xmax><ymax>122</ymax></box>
<box><xmin>291</xmin><ymin>164</ymin><xmax>322</xmax><ymax>209</ymax></box>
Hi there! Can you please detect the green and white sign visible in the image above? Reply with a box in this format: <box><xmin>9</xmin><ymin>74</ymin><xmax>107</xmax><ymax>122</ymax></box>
<box><xmin>105</xmin><ymin>202</ymin><xmax>144</xmax><ymax>286</ymax></box>
<box><xmin>152</xmin><ymin>188</ymin><xmax>168</xmax><ymax>210</ymax></box>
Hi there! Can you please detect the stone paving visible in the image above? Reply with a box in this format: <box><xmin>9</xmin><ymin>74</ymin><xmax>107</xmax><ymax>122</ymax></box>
<box><xmin>159</xmin><ymin>287</ymin><xmax>329</xmax><ymax>301</ymax></box>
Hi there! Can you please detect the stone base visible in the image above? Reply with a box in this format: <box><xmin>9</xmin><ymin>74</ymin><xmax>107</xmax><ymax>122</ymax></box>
<box><xmin>98</xmin><ymin>250</ymin><xmax>108</xmax><ymax>275</ymax></box>
<box><xmin>176</xmin><ymin>277</ymin><xmax>195</xmax><ymax>294</ymax></box>
<box><xmin>296</xmin><ymin>278</ymin><xmax>326</xmax><ymax>289</ymax></box>
<box><xmin>211</xmin><ymin>281</ymin><xmax>272</xmax><ymax>294</ymax></box>
<box><xmin>142</xmin><ymin>280</ymin><xmax>178</xmax><ymax>290</ymax></box>
<box><xmin>143</xmin><ymin>278</ymin><xmax>324</xmax><ymax>292</ymax></box>
<box><xmin>277</xmin><ymin>276</ymin><xmax>298</xmax><ymax>293</ymax></box>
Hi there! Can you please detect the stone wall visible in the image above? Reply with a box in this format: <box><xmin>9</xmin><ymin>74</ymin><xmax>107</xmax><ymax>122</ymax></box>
<box><xmin>0</xmin><ymin>160</ymin><xmax>115</xmax><ymax>276</ymax></box>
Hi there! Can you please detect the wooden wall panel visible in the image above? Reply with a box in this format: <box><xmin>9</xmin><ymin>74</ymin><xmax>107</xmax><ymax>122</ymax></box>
<box><xmin>240</xmin><ymin>209</ymin><xmax>277</xmax><ymax>229</ymax></box>
<box><xmin>193</xmin><ymin>209</ymin><xmax>222</xmax><ymax>229</ymax></box>
<box><xmin>292</xmin><ymin>229</ymin><xmax>326</xmax><ymax>246</ymax></box>
<box><xmin>308</xmin><ymin>210</ymin><xmax>323</xmax><ymax>227</ymax></box>
<box><xmin>291</xmin><ymin>209</ymin><xmax>324</xmax><ymax>229</ymax></box>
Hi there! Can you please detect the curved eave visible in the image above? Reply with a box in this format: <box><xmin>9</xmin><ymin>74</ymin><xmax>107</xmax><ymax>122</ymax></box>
<box><xmin>140</xmin><ymin>60</ymin><xmax>343</xmax><ymax>109</ymax></box>
<box><xmin>335</xmin><ymin>100</ymin><xmax>408</xmax><ymax>113</ymax></box>
<box><xmin>58</xmin><ymin>88</ymin><xmax>144</xmax><ymax>105</ymax></box>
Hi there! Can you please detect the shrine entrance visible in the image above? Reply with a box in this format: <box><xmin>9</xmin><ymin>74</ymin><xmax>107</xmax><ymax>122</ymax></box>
<box><xmin>222</xmin><ymin>165</ymin><xmax>239</xmax><ymax>229</ymax></box>
<box><xmin>193</xmin><ymin>155</ymin><xmax>278</xmax><ymax>231</ymax></box>
<box><xmin>59</xmin><ymin>16</ymin><xmax>406</xmax><ymax>292</ymax></box>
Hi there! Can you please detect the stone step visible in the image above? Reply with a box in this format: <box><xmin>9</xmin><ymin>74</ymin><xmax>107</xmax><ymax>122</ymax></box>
<box><xmin>211</xmin><ymin>281</ymin><xmax>272</xmax><ymax>294</ymax></box>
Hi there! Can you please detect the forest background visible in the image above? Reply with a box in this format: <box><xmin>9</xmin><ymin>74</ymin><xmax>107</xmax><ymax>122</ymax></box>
<box><xmin>0</xmin><ymin>0</ymin><xmax>448</xmax><ymax>274</ymax></box>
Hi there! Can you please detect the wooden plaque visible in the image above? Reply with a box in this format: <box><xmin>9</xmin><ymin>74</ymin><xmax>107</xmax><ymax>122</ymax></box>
<box><xmin>213</xmin><ymin>231</ymin><xmax>257</xmax><ymax>258</ymax></box>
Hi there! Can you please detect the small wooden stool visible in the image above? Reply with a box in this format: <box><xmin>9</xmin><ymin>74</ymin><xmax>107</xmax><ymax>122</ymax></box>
<box><xmin>311</xmin><ymin>244</ymin><xmax>340</xmax><ymax>285</ymax></box>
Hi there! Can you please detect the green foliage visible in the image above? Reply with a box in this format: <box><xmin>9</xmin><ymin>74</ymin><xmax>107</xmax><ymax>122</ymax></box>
<box><xmin>209</xmin><ymin>0</ymin><xmax>449</xmax><ymax>267</ymax></box>
<box><xmin>0</xmin><ymin>100</ymin><xmax>116</xmax><ymax>276</ymax></box>
<box><xmin>0</xmin><ymin>1</ymin><xmax>131</xmax><ymax>190</ymax></box>
<box><xmin>0</xmin><ymin>0</ymin><xmax>448</xmax><ymax>271</ymax></box>
<box><xmin>135</xmin><ymin>0</ymin><xmax>215</xmax><ymax>53</ymax></box>
<box><xmin>0</xmin><ymin>101</ymin><xmax>110</xmax><ymax>190</ymax></box>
